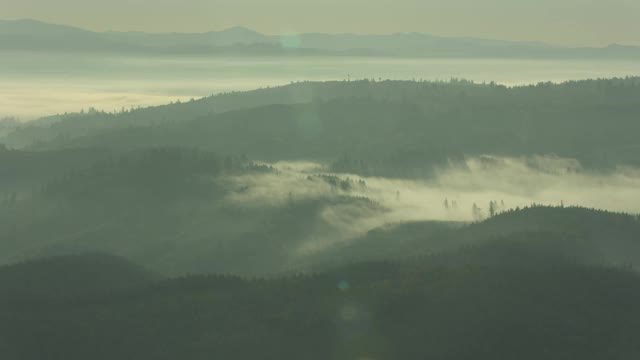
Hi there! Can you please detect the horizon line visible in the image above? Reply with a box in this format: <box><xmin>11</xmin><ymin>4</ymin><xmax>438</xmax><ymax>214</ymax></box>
<box><xmin>2</xmin><ymin>18</ymin><xmax>637</xmax><ymax>49</ymax></box>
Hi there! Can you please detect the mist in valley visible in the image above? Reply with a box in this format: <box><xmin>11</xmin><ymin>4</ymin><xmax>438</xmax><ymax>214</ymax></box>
<box><xmin>225</xmin><ymin>155</ymin><xmax>640</xmax><ymax>256</ymax></box>
<box><xmin>3</xmin><ymin>11</ymin><xmax>640</xmax><ymax>360</ymax></box>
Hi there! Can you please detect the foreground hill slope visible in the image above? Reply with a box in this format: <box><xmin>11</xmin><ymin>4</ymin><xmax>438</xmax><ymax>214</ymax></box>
<box><xmin>0</xmin><ymin>243</ymin><xmax>639</xmax><ymax>360</ymax></box>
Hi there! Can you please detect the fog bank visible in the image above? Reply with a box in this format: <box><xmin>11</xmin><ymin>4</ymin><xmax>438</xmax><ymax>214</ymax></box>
<box><xmin>223</xmin><ymin>155</ymin><xmax>640</xmax><ymax>254</ymax></box>
<box><xmin>3</xmin><ymin>53</ymin><xmax>640</xmax><ymax>119</ymax></box>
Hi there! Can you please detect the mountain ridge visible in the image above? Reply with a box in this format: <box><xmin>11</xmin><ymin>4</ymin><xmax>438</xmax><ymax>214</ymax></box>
<box><xmin>2</xmin><ymin>19</ymin><xmax>640</xmax><ymax>59</ymax></box>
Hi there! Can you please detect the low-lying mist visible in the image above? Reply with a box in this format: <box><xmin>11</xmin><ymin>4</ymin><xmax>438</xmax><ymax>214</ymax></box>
<box><xmin>4</xmin><ymin>52</ymin><xmax>640</xmax><ymax>120</ymax></box>
<box><xmin>224</xmin><ymin>155</ymin><xmax>640</xmax><ymax>255</ymax></box>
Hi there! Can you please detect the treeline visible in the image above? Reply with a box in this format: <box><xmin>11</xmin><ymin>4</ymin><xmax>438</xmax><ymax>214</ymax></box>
<box><xmin>307</xmin><ymin>174</ymin><xmax>368</xmax><ymax>192</ymax></box>
<box><xmin>3</xmin><ymin>78</ymin><xmax>639</xmax><ymax>176</ymax></box>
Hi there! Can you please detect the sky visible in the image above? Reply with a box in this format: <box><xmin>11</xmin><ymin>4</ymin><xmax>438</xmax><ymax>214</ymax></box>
<box><xmin>2</xmin><ymin>0</ymin><xmax>640</xmax><ymax>46</ymax></box>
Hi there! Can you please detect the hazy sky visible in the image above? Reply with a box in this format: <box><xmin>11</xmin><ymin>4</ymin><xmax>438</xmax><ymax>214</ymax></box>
<box><xmin>3</xmin><ymin>0</ymin><xmax>640</xmax><ymax>46</ymax></box>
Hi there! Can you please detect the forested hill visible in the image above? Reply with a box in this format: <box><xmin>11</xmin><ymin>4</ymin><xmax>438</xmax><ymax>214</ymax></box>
<box><xmin>299</xmin><ymin>206</ymin><xmax>640</xmax><ymax>272</ymax></box>
<box><xmin>2</xmin><ymin>147</ymin><xmax>638</xmax><ymax>275</ymax></box>
<box><xmin>3</xmin><ymin>78</ymin><xmax>640</xmax><ymax>172</ymax></box>
<box><xmin>1</xmin><ymin>243</ymin><xmax>639</xmax><ymax>360</ymax></box>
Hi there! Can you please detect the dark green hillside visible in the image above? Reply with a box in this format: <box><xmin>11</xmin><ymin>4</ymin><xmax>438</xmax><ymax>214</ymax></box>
<box><xmin>0</xmin><ymin>253</ymin><xmax>159</xmax><ymax>303</ymax></box>
<box><xmin>7</xmin><ymin>78</ymin><xmax>639</xmax><ymax>174</ymax></box>
<box><xmin>308</xmin><ymin>206</ymin><xmax>640</xmax><ymax>270</ymax></box>
<box><xmin>1</xmin><ymin>244</ymin><xmax>639</xmax><ymax>360</ymax></box>
<box><xmin>456</xmin><ymin>206</ymin><xmax>640</xmax><ymax>265</ymax></box>
<box><xmin>463</xmin><ymin>206</ymin><xmax>640</xmax><ymax>241</ymax></box>
<box><xmin>0</xmin><ymin>146</ymin><xmax>111</xmax><ymax>193</ymax></box>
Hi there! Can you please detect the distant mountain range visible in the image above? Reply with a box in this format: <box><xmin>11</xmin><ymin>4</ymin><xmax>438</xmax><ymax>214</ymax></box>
<box><xmin>2</xmin><ymin>19</ymin><xmax>640</xmax><ymax>59</ymax></box>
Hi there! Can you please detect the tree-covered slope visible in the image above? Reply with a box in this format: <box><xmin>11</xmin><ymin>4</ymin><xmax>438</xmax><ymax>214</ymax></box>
<box><xmin>0</xmin><ymin>148</ymin><xmax>385</xmax><ymax>275</ymax></box>
<box><xmin>0</xmin><ymin>253</ymin><xmax>159</xmax><ymax>303</ymax></box>
<box><xmin>2</xmin><ymin>148</ymin><xmax>639</xmax><ymax>276</ymax></box>
<box><xmin>0</xmin><ymin>145</ymin><xmax>112</xmax><ymax>193</ymax></box>
<box><xmin>306</xmin><ymin>206</ymin><xmax>640</xmax><ymax>271</ymax></box>
<box><xmin>5</xmin><ymin>78</ymin><xmax>639</xmax><ymax>172</ymax></box>
<box><xmin>1</xmin><ymin>242</ymin><xmax>639</xmax><ymax>360</ymax></box>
